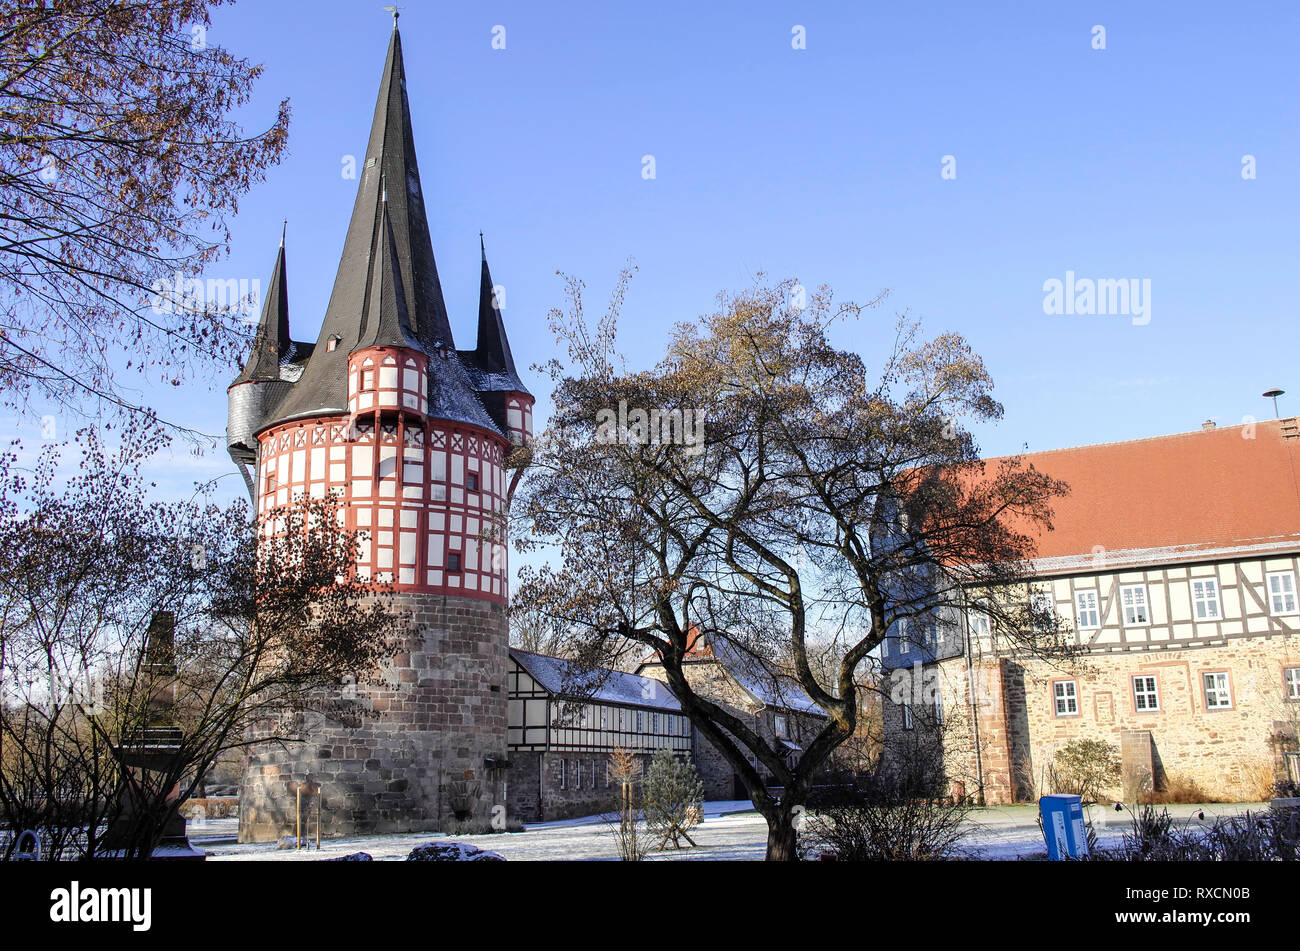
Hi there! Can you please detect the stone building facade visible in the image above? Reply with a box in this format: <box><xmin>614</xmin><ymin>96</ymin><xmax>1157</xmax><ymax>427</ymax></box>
<box><xmin>635</xmin><ymin>633</ymin><xmax>830</xmax><ymax>801</ymax></box>
<box><xmin>880</xmin><ymin>419</ymin><xmax>1300</xmax><ymax>804</ymax></box>
<box><xmin>239</xmin><ymin>595</ymin><xmax>511</xmax><ymax>840</ymax></box>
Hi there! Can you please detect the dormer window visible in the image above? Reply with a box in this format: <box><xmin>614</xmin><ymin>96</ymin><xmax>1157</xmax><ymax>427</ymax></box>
<box><xmin>326</xmin><ymin>334</ymin><xmax>341</xmax><ymax>352</ymax></box>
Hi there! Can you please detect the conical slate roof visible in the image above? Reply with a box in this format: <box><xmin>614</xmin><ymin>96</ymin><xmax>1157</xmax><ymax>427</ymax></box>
<box><xmin>231</xmin><ymin>237</ymin><xmax>290</xmax><ymax>385</ymax></box>
<box><xmin>264</xmin><ymin>23</ymin><xmax>499</xmax><ymax>434</ymax></box>
<box><xmin>353</xmin><ymin>189</ymin><xmax>418</xmax><ymax>352</ymax></box>
<box><xmin>461</xmin><ymin>237</ymin><xmax>529</xmax><ymax>395</ymax></box>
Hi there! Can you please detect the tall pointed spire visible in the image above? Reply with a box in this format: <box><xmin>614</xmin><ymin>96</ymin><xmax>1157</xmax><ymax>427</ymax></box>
<box><xmin>232</xmin><ymin>236</ymin><xmax>290</xmax><ymax>384</ymax></box>
<box><xmin>335</xmin><ymin>21</ymin><xmax>452</xmax><ymax>349</ymax></box>
<box><xmin>355</xmin><ymin>194</ymin><xmax>417</xmax><ymax>351</ymax></box>
<box><xmin>470</xmin><ymin>236</ymin><xmax>524</xmax><ymax>387</ymax></box>
<box><xmin>268</xmin><ymin>22</ymin><xmax>468</xmax><ymax>425</ymax></box>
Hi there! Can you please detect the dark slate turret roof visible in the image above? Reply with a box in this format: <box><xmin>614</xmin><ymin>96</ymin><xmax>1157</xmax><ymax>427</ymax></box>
<box><xmin>262</xmin><ymin>23</ymin><xmax>500</xmax><ymax>435</ymax></box>
<box><xmin>231</xmin><ymin>237</ymin><xmax>291</xmax><ymax>385</ymax></box>
<box><xmin>460</xmin><ymin>237</ymin><xmax>530</xmax><ymax>396</ymax></box>
<box><xmin>353</xmin><ymin>190</ymin><xmax>418</xmax><ymax>352</ymax></box>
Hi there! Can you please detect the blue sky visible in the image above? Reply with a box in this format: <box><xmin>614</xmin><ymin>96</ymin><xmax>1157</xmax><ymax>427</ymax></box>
<box><xmin>19</xmin><ymin>0</ymin><xmax>1297</xmax><ymax>502</ymax></box>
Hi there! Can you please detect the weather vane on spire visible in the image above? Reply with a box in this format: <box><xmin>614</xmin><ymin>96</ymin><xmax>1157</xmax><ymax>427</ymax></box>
<box><xmin>383</xmin><ymin>5</ymin><xmax>403</xmax><ymax>23</ymax></box>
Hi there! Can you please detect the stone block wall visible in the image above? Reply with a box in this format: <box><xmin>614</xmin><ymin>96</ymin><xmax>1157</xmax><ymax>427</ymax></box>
<box><xmin>508</xmin><ymin>751</ymin><xmax>654</xmax><ymax>822</ymax></box>
<box><xmin>887</xmin><ymin>633</ymin><xmax>1300</xmax><ymax>806</ymax></box>
<box><xmin>239</xmin><ymin>593</ymin><xmax>509</xmax><ymax>842</ymax></box>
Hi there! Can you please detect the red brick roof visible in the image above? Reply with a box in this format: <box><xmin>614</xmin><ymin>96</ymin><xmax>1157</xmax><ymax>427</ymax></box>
<box><xmin>983</xmin><ymin>418</ymin><xmax>1300</xmax><ymax>573</ymax></box>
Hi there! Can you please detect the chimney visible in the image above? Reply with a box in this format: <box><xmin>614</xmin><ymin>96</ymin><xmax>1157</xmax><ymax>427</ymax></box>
<box><xmin>1201</xmin><ymin>419</ymin><xmax>1216</xmax><ymax>431</ymax></box>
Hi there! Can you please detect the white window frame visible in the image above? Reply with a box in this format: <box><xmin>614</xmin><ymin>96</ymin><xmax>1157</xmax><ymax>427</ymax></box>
<box><xmin>1191</xmin><ymin>578</ymin><xmax>1221</xmax><ymax>620</ymax></box>
<box><xmin>1203</xmin><ymin>672</ymin><xmax>1233</xmax><ymax>710</ymax></box>
<box><xmin>1285</xmin><ymin>667</ymin><xmax>1300</xmax><ymax>701</ymax></box>
<box><xmin>1053</xmin><ymin>679</ymin><xmax>1079</xmax><ymax>716</ymax></box>
<box><xmin>1120</xmin><ymin>584</ymin><xmax>1150</xmax><ymax>626</ymax></box>
<box><xmin>1030</xmin><ymin>589</ymin><xmax>1055</xmax><ymax>616</ymax></box>
<box><xmin>1132</xmin><ymin>674</ymin><xmax>1160</xmax><ymax>712</ymax></box>
<box><xmin>901</xmin><ymin>702</ymin><xmax>914</xmax><ymax>730</ymax></box>
<box><xmin>967</xmin><ymin>605</ymin><xmax>991</xmax><ymax>639</ymax></box>
<box><xmin>933</xmin><ymin>693</ymin><xmax>944</xmax><ymax>728</ymax></box>
<box><xmin>774</xmin><ymin>714</ymin><xmax>788</xmax><ymax>738</ymax></box>
<box><xmin>559</xmin><ymin>757</ymin><xmax>566</xmax><ymax>789</ymax></box>
<box><xmin>895</xmin><ymin>617</ymin><xmax>909</xmax><ymax>658</ymax></box>
<box><xmin>1268</xmin><ymin>571</ymin><xmax>1298</xmax><ymax>615</ymax></box>
<box><xmin>1074</xmin><ymin>590</ymin><xmax>1100</xmax><ymax>630</ymax></box>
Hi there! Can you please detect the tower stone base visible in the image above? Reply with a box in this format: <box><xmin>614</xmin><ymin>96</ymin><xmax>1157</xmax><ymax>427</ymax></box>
<box><xmin>238</xmin><ymin>593</ymin><xmax>509</xmax><ymax>842</ymax></box>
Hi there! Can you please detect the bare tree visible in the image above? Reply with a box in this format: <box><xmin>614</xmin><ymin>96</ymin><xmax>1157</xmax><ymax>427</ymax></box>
<box><xmin>0</xmin><ymin>421</ymin><xmax>398</xmax><ymax>858</ymax></box>
<box><xmin>514</xmin><ymin>272</ymin><xmax>1072</xmax><ymax>860</ymax></box>
<box><xmin>0</xmin><ymin>0</ymin><xmax>290</xmax><ymax>429</ymax></box>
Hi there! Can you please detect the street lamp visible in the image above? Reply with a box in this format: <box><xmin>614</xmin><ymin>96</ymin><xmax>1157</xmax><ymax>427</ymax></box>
<box><xmin>1263</xmin><ymin>387</ymin><xmax>1285</xmax><ymax>419</ymax></box>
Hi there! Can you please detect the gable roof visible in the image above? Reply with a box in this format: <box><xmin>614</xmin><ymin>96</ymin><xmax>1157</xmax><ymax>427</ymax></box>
<box><xmin>981</xmin><ymin>418</ymin><xmax>1300</xmax><ymax>574</ymax></box>
<box><xmin>510</xmin><ymin>648</ymin><xmax>681</xmax><ymax>711</ymax></box>
<box><xmin>635</xmin><ymin>628</ymin><xmax>827</xmax><ymax>717</ymax></box>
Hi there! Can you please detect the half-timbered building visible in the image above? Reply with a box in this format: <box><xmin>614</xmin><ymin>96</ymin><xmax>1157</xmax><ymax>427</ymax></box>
<box><xmin>881</xmin><ymin>418</ymin><xmax>1300</xmax><ymax>804</ymax></box>
<box><xmin>507</xmin><ymin>649</ymin><xmax>691</xmax><ymax>820</ymax></box>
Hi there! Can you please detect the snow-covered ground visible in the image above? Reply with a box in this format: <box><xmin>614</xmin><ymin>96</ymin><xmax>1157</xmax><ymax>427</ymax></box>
<box><xmin>196</xmin><ymin>800</ymin><xmax>1269</xmax><ymax>861</ymax></box>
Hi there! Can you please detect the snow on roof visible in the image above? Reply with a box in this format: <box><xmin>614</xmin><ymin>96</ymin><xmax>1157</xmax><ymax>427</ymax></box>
<box><xmin>509</xmin><ymin>648</ymin><xmax>681</xmax><ymax>711</ymax></box>
<box><xmin>634</xmin><ymin>631</ymin><xmax>828</xmax><ymax>717</ymax></box>
<box><xmin>709</xmin><ymin>640</ymin><xmax>827</xmax><ymax>716</ymax></box>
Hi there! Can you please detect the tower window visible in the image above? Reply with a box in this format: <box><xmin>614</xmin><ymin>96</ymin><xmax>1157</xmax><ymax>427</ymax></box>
<box><xmin>466</xmin><ymin>473</ymin><xmax>478</xmax><ymax>492</ymax></box>
<box><xmin>447</xmin><ymin>552</ymin><xmax>461</xmax><ymax>573</ymax></box>
<box><xmin>360</xmin><ymin>368</ymin><xmax>374</xmax><ymax>390</ymax></box>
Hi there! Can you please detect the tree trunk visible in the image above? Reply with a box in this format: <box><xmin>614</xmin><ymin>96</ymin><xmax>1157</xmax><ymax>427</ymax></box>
<box><xmin>765</xmin><ymin>808</ymin><xmax>799</xmax><ymax>861</ymax></box>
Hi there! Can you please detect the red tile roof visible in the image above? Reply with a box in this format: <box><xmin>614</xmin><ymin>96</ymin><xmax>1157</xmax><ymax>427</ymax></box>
<box><xmin>982</xmin><ymin>418</ymin><xmax>1300</xmax><ymax>573</ymax></box>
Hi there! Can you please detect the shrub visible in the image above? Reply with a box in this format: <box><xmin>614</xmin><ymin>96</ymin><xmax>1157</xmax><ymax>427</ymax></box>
<box><xmin>1096</xmin><ymin>804</ymin><xmax>1298</xmax><ymax>861</ymax></box>
<box><xmin>604</xmin><ymin>748</ymin><xmax>650</xmax><ymax>861</ymax></box>
<box><xmin>800</xmin><ymin>772</ymin><xmax>972</xmax><ymax>861</ymax></box>
<box><xmin>1146</xmin><ymin>774</ymin><xmax>1217</xmax><ymax>805</ymax></box>
<box><xmin>1048</xmin><ymin>739</ymin><xmax>1121</xmax><ymax>804</ymax></box>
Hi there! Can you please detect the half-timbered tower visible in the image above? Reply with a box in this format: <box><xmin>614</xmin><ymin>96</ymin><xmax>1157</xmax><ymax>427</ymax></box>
<box><xmin>227</xmin><ymin>21</ymin><xmax>533</xmax><ymax>840</ymax></box>
<box><xmin>881</xmin><ymin>418</ymin><xmax>1300</xmax><ymax>804</ymax></box>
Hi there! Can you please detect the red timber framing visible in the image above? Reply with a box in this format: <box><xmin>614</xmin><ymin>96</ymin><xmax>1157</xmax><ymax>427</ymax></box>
<box><xmin>256</xmin><ymin>346</ymin><xmax>513</xmax><ymax>603</ymax></box>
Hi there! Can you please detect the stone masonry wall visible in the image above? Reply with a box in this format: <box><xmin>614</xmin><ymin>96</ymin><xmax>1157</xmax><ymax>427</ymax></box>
<box><xmin>901</xmin><ymin>633</ymin><xmax>1300</xmax><ymax>805</ymax></box>
<box><xmin>239</xmin><ymin>593</ymin><xmax>509</xmax><ymax>842</ymax></box>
